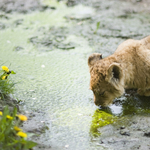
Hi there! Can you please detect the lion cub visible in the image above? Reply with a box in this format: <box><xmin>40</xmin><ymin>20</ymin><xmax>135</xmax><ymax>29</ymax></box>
<box><xmin>88</xmin><ymin>36</ymin><xmax>150</xmax><ymax>106</ymax></box>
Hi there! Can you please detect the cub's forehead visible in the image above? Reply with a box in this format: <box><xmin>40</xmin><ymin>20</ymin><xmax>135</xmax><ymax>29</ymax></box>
<box><xmin>90</xmin><ymin>61</ymin><xmax>108</xmax><ymax>72</ymax></box>
<box><xmin>90</xmin><ymin>70</ymin><xmax>105</xmax><ymax>87</ymax></box>
<box><xmin>89</xmin><ymin>63</ymin><xmax>107</xmax><ymax>88</ymax></box>
<box><xmin>90</xmin><ymin>64</ymin><xmax>106</xmax><ymax>77</ymax></box>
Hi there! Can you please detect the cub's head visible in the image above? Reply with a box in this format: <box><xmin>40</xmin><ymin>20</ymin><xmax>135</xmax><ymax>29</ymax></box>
<box><xmin>88</xmin><ymin>53</ymin><xmax>124</xmax><ymax>107</ymax></box>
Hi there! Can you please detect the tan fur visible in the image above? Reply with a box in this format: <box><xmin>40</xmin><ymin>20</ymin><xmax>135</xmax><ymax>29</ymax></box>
<box><xmin>88</xmin><ymin>35</ymin><xmax>150</xmax><ymax>106</ymax></box>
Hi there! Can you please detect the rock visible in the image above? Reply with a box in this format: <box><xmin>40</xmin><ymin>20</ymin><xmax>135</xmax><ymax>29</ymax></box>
<box><xmin>120</xmin><ymin>126</ymin><xmax>125</xmax><ymax>129</ymax></box>
<box><xmin>144</xmin><ymin>132</ymin><xmax>150</xmax><ymax>137</ymax></box>
<box><xmin>14</xmin><ymin>46</ymin><xmax>24</xmax><ymax>51</ymax></box>
<box><xmin>65</xmin><ymin>14</ymin><xmax>91</xmax><ymax>21</ymax></box>
<box><xmin>56</xmin><ymin>43</ymin><xmax>76</xmax><ymax>50</ymax></box>
<box><xmin>120</xmin><ymin>129</ymin><xmax>130</xmax><ymax>136</ymax></box>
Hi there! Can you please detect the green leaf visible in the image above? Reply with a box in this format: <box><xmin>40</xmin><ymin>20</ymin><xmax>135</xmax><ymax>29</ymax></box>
<box><xmin>0</xmin><ymin>134</ymin><xmax>5</xmax><ymax>142</ymax></box>
<box><xmin>25</xmin><ymin>140</ymin><xmax>37</xmax><ymax>149</ymax></box>
<box><xmin>94</xmin><ymin>21</ymin><xmax>100</xmax><ymax>34</ymax></box>
<box><xmin>11</xmin><ymin>71</ymin><xmax>16</xmax><ymax>74</ymax></box>
<box><xmin>96</xmin><ymin>21</ymin><xmax>100</xmax><ymax>30</ymax></box>
<box><xmin>12</xmin><ymin>107</ymin><xmax>17</xmax><ymax>118</ymax></box>
<box><xmin>0</xmin><ymin>70</ymin><xmax>4</xmax><ymax>74</ymax></box>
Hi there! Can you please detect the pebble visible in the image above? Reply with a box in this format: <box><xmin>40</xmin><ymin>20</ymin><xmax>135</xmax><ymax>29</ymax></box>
<box><xmin>144</xmin><ymin>132</ymin><xmax>150</xmax><ymax>137</ymax></box>
<box><xmin>120</xmin><ymin>126</ymin><xmax>125</xmax><ymax>129</ymax></box>
<box><xmin>120</xmin><ymin>130</ymin><xmax>130</xmax><ymax>136</ymax></box>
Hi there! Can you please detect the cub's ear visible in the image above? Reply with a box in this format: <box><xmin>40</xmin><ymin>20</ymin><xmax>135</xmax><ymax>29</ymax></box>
<box><xmin>88</xmin><ymin>53</ymin><xmax>102</xmax><ymax>68</ymax></box>
<box><xmin>105</xmin><ymin>63</ymin><xmax>123</xmax><ymax>84</ymax></box>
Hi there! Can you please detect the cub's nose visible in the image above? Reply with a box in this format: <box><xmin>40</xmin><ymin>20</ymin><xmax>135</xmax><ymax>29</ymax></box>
<box><xmin>94</xmin><ymin>100</ymin><xmax>99</xmax><ymax>106</ymax></box>
<box><xmin>94</xmin><ymin>99</ymin><xmax>106</xmax><ymax>107</ymax></box>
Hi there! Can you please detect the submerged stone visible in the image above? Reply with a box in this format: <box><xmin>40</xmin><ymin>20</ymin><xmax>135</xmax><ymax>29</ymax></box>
<box><xmin>29</xmin><ymin>27</ymin><xmax>76</xmax><ymax>51</ymax></box>
<box><xmin>14</xmin><ymin>46</ymin><xmax>24</xmax><ymax>51</ymax></box>
<box><xmin>56</xmin><ymin>43</ymin><xmax>76</xmax><ymax>50</ymax></box>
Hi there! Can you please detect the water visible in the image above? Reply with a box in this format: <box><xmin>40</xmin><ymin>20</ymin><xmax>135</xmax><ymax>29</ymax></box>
<box><xmin>0</xmin><ymin>2</ymin><xmax>103</xmax><ymax>149</ymax></box>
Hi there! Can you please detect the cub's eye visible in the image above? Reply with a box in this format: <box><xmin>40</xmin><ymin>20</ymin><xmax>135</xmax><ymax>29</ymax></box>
<box><xmin>99</xmin><ymin>91</ymin><xmax>105</xmax><ymax>96</ymax></box>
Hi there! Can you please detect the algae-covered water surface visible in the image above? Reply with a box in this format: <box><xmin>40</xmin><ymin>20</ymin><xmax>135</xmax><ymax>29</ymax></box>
<box><xmin>1</xmin><ymin>0</ymin><xmax>150</xmax><ymax>149</ymax></box>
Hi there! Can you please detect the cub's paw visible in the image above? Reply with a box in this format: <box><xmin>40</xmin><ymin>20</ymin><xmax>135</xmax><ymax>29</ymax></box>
<box><xmin>137</xmin><ymin>89</ymin><xmax>145</xmax><ymax>96</ymax></box>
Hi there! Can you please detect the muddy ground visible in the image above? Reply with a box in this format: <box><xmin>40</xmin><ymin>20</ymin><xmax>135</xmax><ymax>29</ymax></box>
<box><xmin>1</xmin><ymin>0</ymin><xmax>150</xmax><ymax>150</ymax></box>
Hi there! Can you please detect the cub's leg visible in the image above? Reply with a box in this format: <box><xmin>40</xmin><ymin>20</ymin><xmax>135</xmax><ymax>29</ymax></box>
<box><xmin>137</xmin><ymin>88</ymin><xmax>150</xmax><ymax>96</ymax></box>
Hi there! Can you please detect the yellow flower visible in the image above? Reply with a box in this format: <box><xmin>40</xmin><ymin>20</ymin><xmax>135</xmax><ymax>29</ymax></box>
<box><xmin>14</xmin><ymin>126</ymin><xmax>22</xmax><ymax>131</ymax></box>
<box><xmin>0</xmin><ymin>111</ymin><xmax>3</xmax><ymax>116</ymax></box>
<box><xmin>6</xmin><ymin>115</ymin><xmax>13</xmax><ymax>120</ymax></box>
<box><xmin>17</xmin><ymin>114</ymin><xmax>27</xmax><ymax>121</ymax></box>
<box><xmin>1</xmin><ymin>66</ymin><xmax>9</xmax><ymax>73</ymax></box>
<box><xmin>2</xmin><ymin>76</ymin><xmax>6</xmax><ymax>80</ymax></box>
<box><xmin>17</xmin><ymin>131</ymin><xmax>27</xmax><ymax>138</ymax></box>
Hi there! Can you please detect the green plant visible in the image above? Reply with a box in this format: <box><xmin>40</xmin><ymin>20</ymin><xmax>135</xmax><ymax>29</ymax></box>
<box><xmin>94</xmin><ymin>21</ymin><xmax>100</xmax><ymax>34</ymax></box>
<box><xmin>0</xmin><ymin>66</ymin><xmax>16</xmax><ymax>98</ymax></box>
<box><xmin>0</xmin><ymin>106</ymin><xmax>37</xmax><ymax>150</ymax></box>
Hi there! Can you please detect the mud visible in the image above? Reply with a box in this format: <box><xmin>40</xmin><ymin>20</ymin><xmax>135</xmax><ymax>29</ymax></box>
<box><xmin>0</xmin><ymin>0</ymin><xmax>54</xmax><ymax>13</ymax></box>
<box><xmin>0</xmin><ymin>94</ymin><xmax>20</xmax><ymax>112</ymax></box>
<box><xmin>98</xmin><ymin>115</ymin><xmax>150</xmax><ymax>150</ymax></box>
<box><xmin>22</xmin><ymin>110</ymin><xmax>51</xmax><ymax>149</ymax></box>
<box><xmin>0</xmin><ymin>0</ymin><xmax>150</xmax><ymax>150</ymax></box>
<box><xmin>29</xmin><ymin>27</ymin><xmax>76</xmax><ymax>51</ymax></box>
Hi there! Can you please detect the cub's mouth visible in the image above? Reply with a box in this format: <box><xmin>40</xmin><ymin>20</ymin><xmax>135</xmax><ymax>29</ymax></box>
<box><xmin>95</xmin><ymin>101</ymin><xmax>112</xmax><ymax>107</ymax></box>
<box><xmin>94</xmin><ymin>100</ymin><xmax>109</xmax><ymax>107</ymax></box>
<box><xmin>94</xmin><ymin>96</ymin><xmax>114</xmax><ymax>107</ymax></box>
<box><xmin>98</xmin><ymin>105</ymin><xmax>109</xmax><ymax>109</ymax></box>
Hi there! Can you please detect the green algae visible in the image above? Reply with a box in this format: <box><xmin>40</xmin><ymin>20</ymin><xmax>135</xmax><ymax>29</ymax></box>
<box><xmin>90</xmin><ymin>109</ymin><xmax>116</xmax><ymax>137</ymax></box>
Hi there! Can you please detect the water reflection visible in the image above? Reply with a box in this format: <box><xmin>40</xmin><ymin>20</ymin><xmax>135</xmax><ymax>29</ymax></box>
<box><xmin>90</xmin><ymin>109</ymin><xmax>116</xmax><ymax>137</ymax></box>
<box><xmin>90</xmin><ymin>90</ymin><xmax>150</xmax><ymax>137</ymax></box>
<box><xmin>102</xmin><ymin>90</ymin><xmax>150</xmax><ymax>116</ymax></box>
<box><xmin>114</xmin><ymin>91</ymin><xmax>150</xmax><ymax>116</ymax></box>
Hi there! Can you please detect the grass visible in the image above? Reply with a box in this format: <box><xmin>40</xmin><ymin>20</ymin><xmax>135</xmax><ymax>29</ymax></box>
<box><xmin>0</xmin><ymin>66</ymin><xmax>16</xmax><ymax>98</ymax></box>
<box><xmin>0</xmin><ymin>106</ymin><xmax>37</xmax><ymax>150</ymax></box>
<box><xmin>0</xmin><ymin>65</ymin><xmax>37</xmax><ymax>150</ymax></box>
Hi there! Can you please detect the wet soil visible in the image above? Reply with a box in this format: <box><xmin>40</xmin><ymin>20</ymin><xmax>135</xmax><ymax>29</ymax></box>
<box><xmin>29</xmin><ymin>26</ymin><xmax>76</xmax><ymax>51</ymax></box>
<box><xmin>0</xmin><ymin>94</ymin><xmax>20</xmax><ymax>112</ymax></box>
<box><xmin>0</xmin><ymin>0</ymin><xmax>54</xmax><ymax>13</ymax></box>
<box><xmin>1</xmin><ymin>0</ymin><xmax>150</xmax><ymax>150</ymax></box>
<box><xmin>97</xmin><ymin>115</ymin><xmax>150</xmax><ymax>150</ymax></box>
